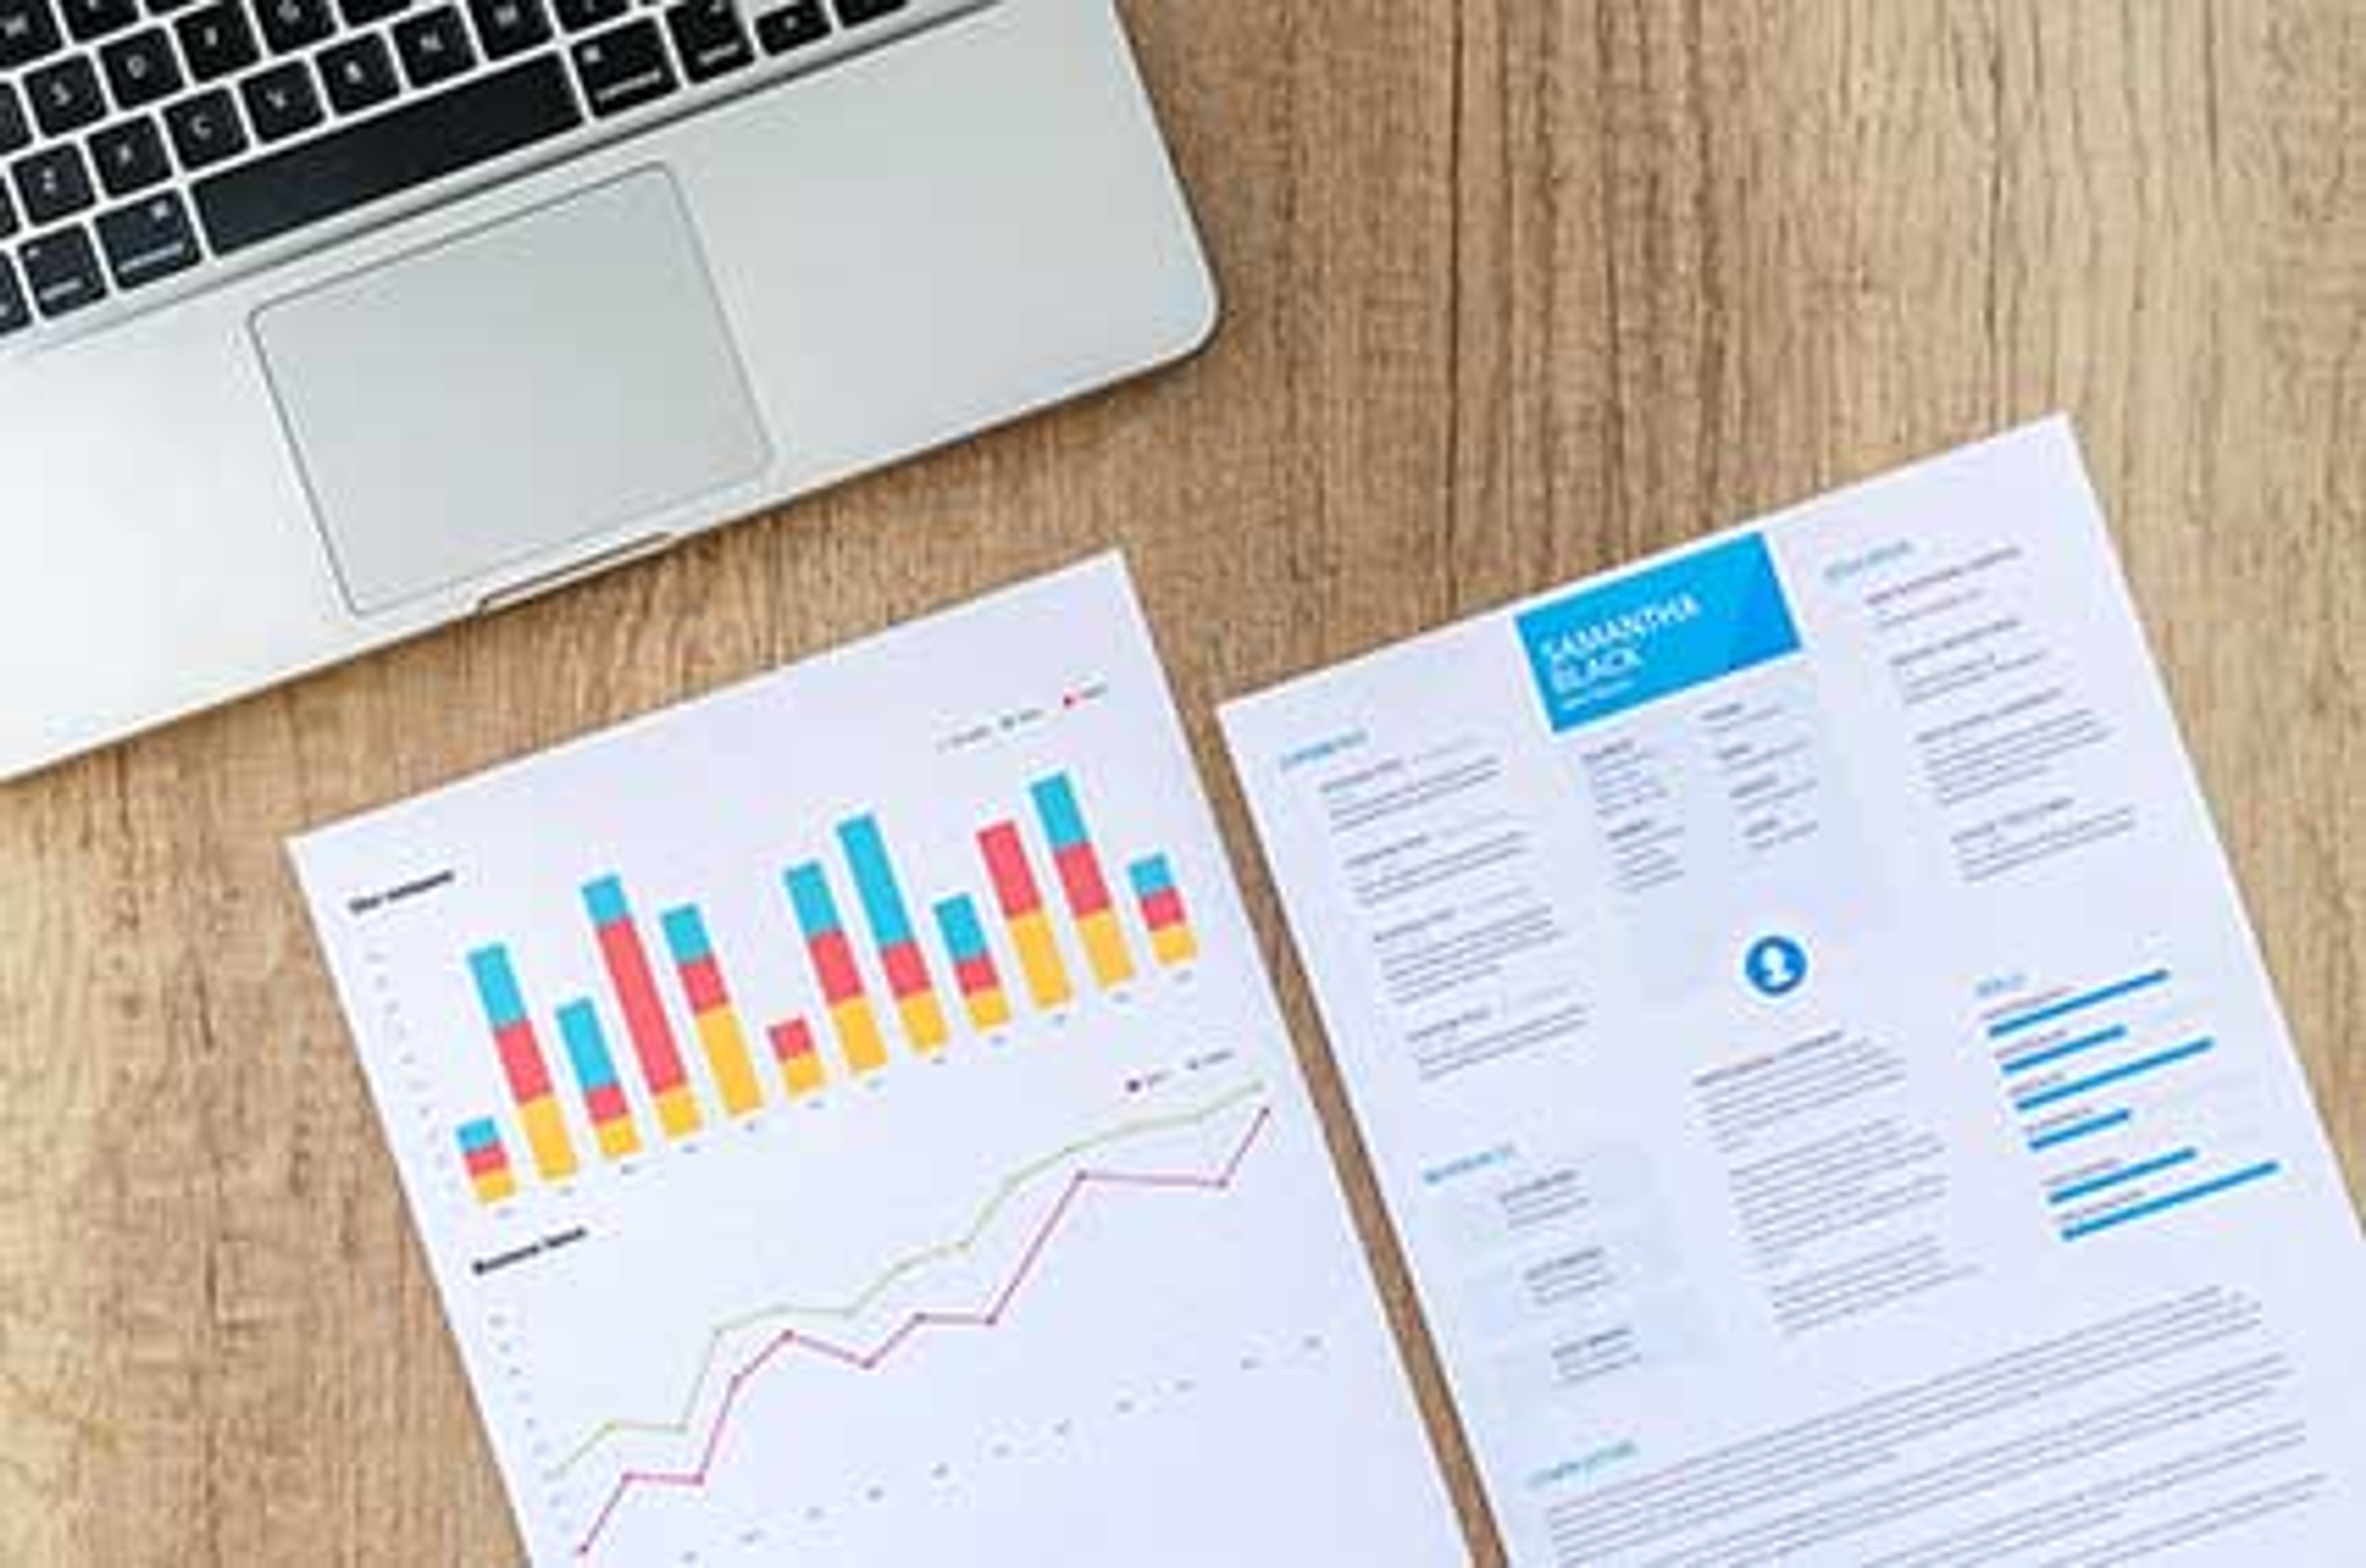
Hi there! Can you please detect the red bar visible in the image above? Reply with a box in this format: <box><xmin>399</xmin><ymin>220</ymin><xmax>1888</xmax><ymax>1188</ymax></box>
<box><xmin>810</xmin><ymin>930</ymin><xmax>865</xmax><ymax>1004</ymax></box>
<box><xmin>1054</xmin><ymin>842</ymin><xmax>1114</xmax><ymax>916</ymax></box>
<box><xmin>768</xmin><ymin>1019</ymin><xmax>817</xmax><ymax>1063</ymax></box>
<box><xmin>881</xmin><ymin>942</ymin><xmax>930</xmax><ymax>1000</ymax></box>
<box><xmin>463</xmin><ymin>1145</ymin><xmax>509</xmax><ymax>1179</ymax></box>
<box><xmin>585</xmin><ymin>1083</ymin><xmax>631</xmax><ymax>1124</ymax></box>
<box><xmin>955</xmin><ymin>954</ymin><xmax>999</xmax><ymax>997</ymax></box>
<box><xmin>1142</xmin><ymin>887</ymin><xmax>1187</xmax><ymax>930</ymax></box>
<box><xmin>680</xmin><ymin>954</ymin><xmax>729</xmax><ymax>1014</ymax></box>
<box><xmin>980</xmin><ymin>823</ymin><xmax>1046</xmax><ymax>916</ymax></box>
<box><xmin>494</xmin><ymin>1020</ymin><xmax>554</xmax><ymax>1102</ymax></box>
<box><xmin>598</xmin><ymin>921</ymin><xmax>691</xmax><ymax>1097</ymax></box>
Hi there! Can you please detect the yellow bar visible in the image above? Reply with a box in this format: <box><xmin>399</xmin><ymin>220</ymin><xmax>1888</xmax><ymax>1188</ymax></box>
<box><xmin>471</xmin><ymin>1168</ymin><xmax>517</xmax><ymax>1204</ymax></box>
<box><xmin>593</xmin><ymin>1117</ymin><xmax>641</xmax><ymax>1161</ymax></box>
<box><xmin>964</xmin><ymin>987</ymin><xmax>1013</xmax><ymax>1032</ymax></box>
<box><xmin>1150</xmin><ymin>923</ymin><xmax>1200</xmax><ymax>967</ymax></box>
<box><xmin>782</xmin><ymin>1050</ymin><xmax>827</xmax><ymax>1097</ymax></box>
<box><xmin>1078</xmin><ymin>909</ymin><xmax>1136</xmax><ymax>989</ymax></box>
<box><xmin>897</xmin><ymin>991</ymin><xmax>951</xmax><ymax>1055</ymax></box>
<box><xmin>519</xmin><ymin>1095</ymin><xmax>579</xmax><ymax>1180</ymax></box>
<box><xmin>832</xmin><ymin>997</ymin><xmax>890</xmax><ymax>1075</ymax></box>
<box><xmin>653</xmin><ymin>1085</ymin><xmax>702</xmax><ymax>1139</ymax></box>
<box><xmin>1009</xmin><ymin>911</ymin><xmax>1073</xmax><ymax>1009</ymax></box>
<box><xmin>694</xmin><ymin>1009</ymin><xmax>765</xmax><ymax>1117</ymax></box>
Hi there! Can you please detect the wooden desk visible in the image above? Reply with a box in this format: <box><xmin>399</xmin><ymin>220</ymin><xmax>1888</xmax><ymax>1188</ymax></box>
<box><xmin>4</xmin><ymin>3</ymin><xmax>2360</xmax><ymax>1562</ymax></box>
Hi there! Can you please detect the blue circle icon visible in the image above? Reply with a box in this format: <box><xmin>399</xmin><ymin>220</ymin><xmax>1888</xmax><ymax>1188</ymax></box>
<box><xmin>1744</xmin><ymin>935</ymin><xmax>1810</xmax><ymax>999</ymax></box>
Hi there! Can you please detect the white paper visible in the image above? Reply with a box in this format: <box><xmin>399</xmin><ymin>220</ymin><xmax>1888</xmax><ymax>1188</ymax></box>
<box><xmin>292</xmin><ymin>556</ymin><xmax>1461</xmax><ymax>1568</ymax></box>
<box><xmin>1222</xmin><ymin>421</ymin><xmax>2366</xmax><ymax>1567</ymax></box>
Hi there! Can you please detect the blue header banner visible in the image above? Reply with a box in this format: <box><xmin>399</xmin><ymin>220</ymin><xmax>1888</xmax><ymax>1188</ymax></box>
<box><xmin>1515</xmin><ymin>534</ymin><xmax>1802</xmax><ymax>732</ymax></box>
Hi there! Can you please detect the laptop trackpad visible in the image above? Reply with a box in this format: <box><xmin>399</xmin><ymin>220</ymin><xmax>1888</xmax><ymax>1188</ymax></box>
<box><xmin>254</xmin><ymin>170</ymin><xmax>771</xmax><ymax>615</ymax></box>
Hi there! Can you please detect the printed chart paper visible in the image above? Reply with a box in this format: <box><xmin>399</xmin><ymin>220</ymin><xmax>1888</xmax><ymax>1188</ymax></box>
<box><xmin>1223</xmin><ymin>421</ymin><xmax>2366</xmax><ymax>1567</ymax></box>
<box><xmin>293</xmin><ymin>556</ymin><xmax>1461</xmax><ymax>1568</ymax></box>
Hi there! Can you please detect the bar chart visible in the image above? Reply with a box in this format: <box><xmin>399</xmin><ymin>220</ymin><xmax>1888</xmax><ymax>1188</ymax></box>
<box><xmin>450</xmin><ymin>771</ymin><xmax>1203</xmax><ymax>1201</ymax></box>
<box><xmin>1986</xmin><ymin>965</ymin><xmax>2281</xmax><ymax>1242</ymax></box>
<box><xmin>289</xmin><ymin>559</ymin><xmax>1460</xmax><ymax>1568</ymax></box>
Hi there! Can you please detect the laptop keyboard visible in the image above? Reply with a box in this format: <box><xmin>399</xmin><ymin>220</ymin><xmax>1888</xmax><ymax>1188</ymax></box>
<box><xmin>0</xmin><ymin>0</ymin><xmax>919</xmax><ymax>341</ymax></box>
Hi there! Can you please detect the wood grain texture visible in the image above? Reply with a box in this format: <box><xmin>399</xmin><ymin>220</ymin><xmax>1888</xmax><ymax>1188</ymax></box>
<box><xmin>3</xmin><ymin>2</ymin><xmax>2362</xmax><ymax>1562</ymax></box>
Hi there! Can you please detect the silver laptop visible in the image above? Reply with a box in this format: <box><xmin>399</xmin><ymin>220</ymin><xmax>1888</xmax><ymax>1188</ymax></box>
<box><xmin>0</xmin><ymin>0</ymin><xmax>1214</xmax><ymax>780</ymax></box>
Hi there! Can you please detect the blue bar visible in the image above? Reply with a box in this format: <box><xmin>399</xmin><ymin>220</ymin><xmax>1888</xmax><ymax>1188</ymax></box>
<box><xmin>2017</xmin><ymin>1038</ymin><xmax>2213</xmax><ymax>1113</ymax></box>
<box><xmin>583</xmin><ymin>875</ymin><xmax>631</xmax><ymax>927</ymax></box>
<box><xmin>1988</xmin><ymin>969</ymin><xmax>2171</xmax><ymax>1038</ymax></box>
<box><xmin>458</xmin><ymin>1118</ymin><xmax>502</xmax><ymax>1153</ymax></box>
<box><xmin>935</xmin><ymin>896</ymin><xmax>988</xmax><ymax>962</ymax></box>
<box><xmin>1128</xmin><ymin>855</ymin><xmax>1176</xmax><ymax>900</ymax></box>
<box><xmin>786</xmin><ymin>864</ymin><xmax>842</xmax><ymax>938</ymax></box>
<box><xmin>2062</xmin><ymin>1162</ymin><xmax>2281</xmax><ymax>1240</ymax></box>
<box><xmin>1031</xmin><ymin>774</ymin><xmax>1088</xmax><ymax>851</ymax></box>
<box><xmin>2029</xmin><ymin>1110</ymin><xmax>2132</xmax><ymax>1152</ymax></box>
<box><xmin>838</xmin><ymin>816</ymin><xmax>917</xmax><ymax>947</ymax></box>
<box><xmin>2049</xmin><ymin>1148</ymin><xmax>2198</xmax><ymax>1204</ymax></box>
<box><xmin>2015</xmin><ymin>1040</ymin><xmax>2214</xmax><ymax>1116</ymax></box>
<box><xmin>557</xmin><ymin>1000</ymin><xmax>620</xmax><ymax>1093</ymax></box>
<box><xmin>468</xmin><ymin>946</ymin><xmax>527</xmax><ymax>1028</ymax></box>
<box><xmin>2004</xmin><ymin>1025</ymin><xmax>2129</xmax><ymax>1076</ymax></box>
<box><xmin>659</xmin><ymin>906</ymin><xmax>713</xmax><ymax>964</ymax></box>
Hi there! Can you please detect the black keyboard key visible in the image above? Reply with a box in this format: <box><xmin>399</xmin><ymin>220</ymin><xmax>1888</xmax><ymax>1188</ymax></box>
<box><xmin>0</xmin><ymin>84</ymin><xmax>28</xmax><ymax>154</ymax></box>
<box><xmin>392</xmin><ymin>4</ymin><xmax>470</xmax><ymax>86</ymax></box>
<box><xmin>145</xmin><ymin>0</ymin><xmax>201</xmax><ymax>15</ymax></box>
<box><xmin>18</xmin><ymin>224</ymin><xmax>105</xmax><ymax>316</ymax></box>
<box><xmin>319</xmin><ymin>32</ymin><xmax>397</xmax><ymax>114</ymax></box>
<box><xmin>337</xmin><ymin>0</ymin><xmax>404</xmax><ymax>23</ymax></box>
<box><xmin>12</xmin><ymin>142</ymin><xmax>92</xmax><ymax>221</ymax></box>
<box><xmin>754</xmin><ymin>0</ymin><xmax>825</xmax><ymax>55</ymax></box>
<box><xmin>26</xmin><ymin>55</ymin><xmax>106</xmax><ymax>136</ymax></box>
<box><xmin>831</xmin><ymin>0</ymin><xmax>899</xmax><ymax>23</ymax></box>
<box><xmin>0</xmin><ymin>0</ymin><xmax>62</xmax><ymax>68</ymax></box>
<box><xmin>240</xmin><ymin>59</ymin><xmax>320</xmax><ymax>140</ymax></box>
<box><xmin>163</xmin><ymin>86</ymin><xmax>243</xmax><ymax>166</ymax></box>
<box><xmin>466</xmin><ymin>0</ymin><xmax>546</xmax><ymax>60</ymax></box>
<box><xmin>664</xmin><ymin>0</ymin><xmax>747</xmax><ymax>81</ymax></box>
<box><xmin>173</xmin><ymin>2</ymin><xmax>253</xmax><ymax>78</ymax></box>
<box><xmin>95</xmin><ymin>187</ymin><xmax>196</xmax><ymax>286</ymax></box>
<box><xmin>570</xmin><ymin>18</ymin><xmax>670</xmax><ymax>118</ymax></box>
<box><xmin>195</xmin><ymin>55</ymin><xmax>581</xmax><ymax>254</ymax></box>
<box><xmin>89</xmin><ymin>114</ymin><xmax>168</xmax><ymax>192</ymax></box>
<box><xmin>0</xmin><ymin>254</ymin><xmax>30</xmax><ymax>335</ymax></box>
<box><xmin>0</xmin><ymin>180</ymin><xmax>16</xmax><ymax>237</ymax></box>
<box><xmin>256</xmin><ymin>0</ymin><xmax>330</xmax><ymax>51</ymax></box>
<box><xmin>58</xmin><ymin>0</ymin><xmax>136</xmax><ymax>41</ymax></box>
<box><xmin>100</xmin><ymin>27</ymin><xmax>182</xmax><ymax>107</ymax></box>
<box><xmin>552</xmin><ymin>0</ymin><xmax>616</xmax><ymax>30</ymax></box>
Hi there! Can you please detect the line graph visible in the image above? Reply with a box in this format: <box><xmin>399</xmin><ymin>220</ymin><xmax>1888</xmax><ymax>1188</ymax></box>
<box><xmin>572</xmin><ymin>1103</ymin><xmax>1278</xmax><ymax>1559</ymax></box>
<box><xmin>551</xmin><ymin>1082</ymin><xmax>1269</xmax><ymax>1479</ymax></box>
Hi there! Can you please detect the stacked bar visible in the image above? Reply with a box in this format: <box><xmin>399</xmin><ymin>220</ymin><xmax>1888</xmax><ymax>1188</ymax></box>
<box><xmin>766</xmin><ymin>1017</ymin><xmax>829</xmax><ymax>1097</ymax></box>
<box><xmin>933</xmin><ymin>894</ymin><xmax>1012</xmax><ymax>1031</ymax></box>
<box><xmin>660</xmin><ymin>906</ymin><xmax>765</xmax><ymax>1118</ymax></box>
<box><xmin>456</xmin><ymin>1118</ymin><xmax>517</xmax><ymax>1204</ymax></box>
<box><xmin>1128</xmin><ymin>855</ymin><xmax>1199</xmax><ymax>967</ymax></box>
<box><xmin>1031</xmin><ymin>774</ymin><xmax>1135</xmax><ymax>989</ymax></box>
<box><xmin>584</xmin><ymin>877</ymin><xmax>704</xmax><ymax>1139</ymax></box>
<box><xmin>787</xmin><ymin>864</ymin><xmax>891</xmax><ymax>1074</ymax></box>
<box><xmin>467</xmin><ymin>946</ymin><xmax>579</xmax><ymax>1180</ymax></box>
<box><xmin>558</xmin><ymin>1000</ymin><xmax>643</xmax><ymax>1160</ymax></box>
<box><xmin>978</xmin><ymin>820</ymin><xmax>1073</xmax><ymax>1009</ymax></box>
<box><xmin>838</xmin><ymin>816</ymin><xmax>951</xmax><ymax>1054</ymax></box>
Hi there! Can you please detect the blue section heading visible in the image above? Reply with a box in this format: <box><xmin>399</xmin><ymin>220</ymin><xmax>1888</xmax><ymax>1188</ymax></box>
<box><xmin>1515</xmin><ymin>534</ymin><xmax>1802</xmax><ymax>732</ymax></box>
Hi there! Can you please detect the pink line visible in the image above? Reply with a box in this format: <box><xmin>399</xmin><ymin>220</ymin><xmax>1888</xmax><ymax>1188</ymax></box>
<box><xmin>574</xmin><ymin>1107</ymin><xmax>1275</xmax><ymax>1558</ymax></box>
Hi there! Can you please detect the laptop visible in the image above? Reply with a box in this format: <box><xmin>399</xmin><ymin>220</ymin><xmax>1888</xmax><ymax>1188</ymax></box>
<box><xmin>0</xmin><ymin>0</ymin><xmax>1215</xmax><ymax>780</ymax></box>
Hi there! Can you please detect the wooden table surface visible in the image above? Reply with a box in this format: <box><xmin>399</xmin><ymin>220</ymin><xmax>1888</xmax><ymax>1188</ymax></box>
<box><xmin>4</xmin><ymin>2</ymin><xmax>2362</xmax><ymax>1563</ymax></box>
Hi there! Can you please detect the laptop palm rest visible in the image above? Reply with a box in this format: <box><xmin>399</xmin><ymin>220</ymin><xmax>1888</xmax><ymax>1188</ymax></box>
<box><xmin>252</xmin><ymin>169</ymin><xmax>771</xmax><ymax>617</ymax></box>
